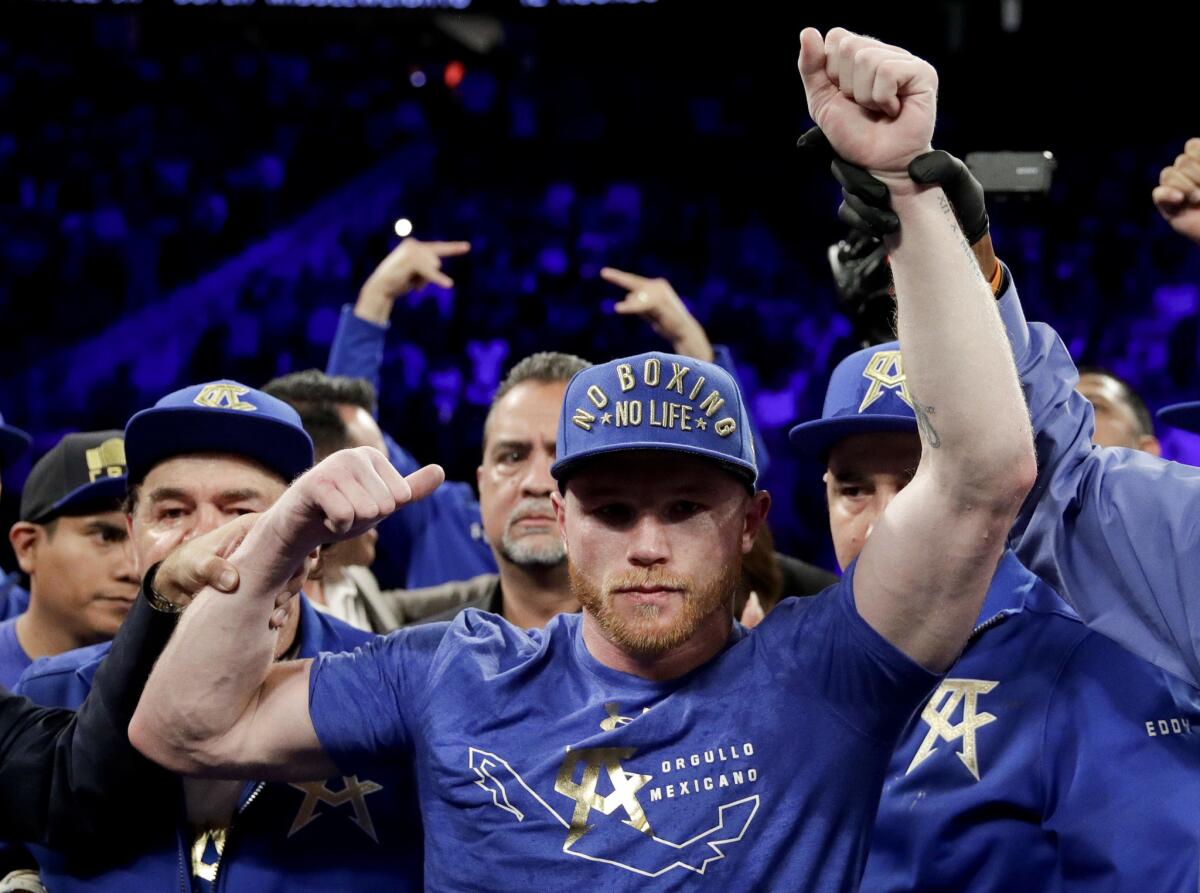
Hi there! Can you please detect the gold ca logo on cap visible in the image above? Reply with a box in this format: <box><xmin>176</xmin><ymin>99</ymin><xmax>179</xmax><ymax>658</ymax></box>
<box><xmin>859</xmin><ymin>350</ymin><xmax>914</xmax><ymax>413</ymax></box>
<box><xmin>85</xmin><ymin>437</ymin><xmax>126</xmax><ymax>483</ymax></box>
<box><xmin>193</xmin><ymin>383</ymin><xmax>258</xmax><ymax>412</ymax></box>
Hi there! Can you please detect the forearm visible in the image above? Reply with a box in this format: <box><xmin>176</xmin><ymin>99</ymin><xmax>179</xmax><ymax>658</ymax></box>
<box><xmin>887</xmin><ymin>184</ymin><xmax>1033</xmax><ymax>496</ymax></box>
<box><xmin>326</xmin><ymin>305</ymin><xmax>387</xmax><ymax>398</ymax></box>
<box><xmin>130</xmin><ymin>522</ymin><xmax>303</xmax><ymax>771</ymax></box>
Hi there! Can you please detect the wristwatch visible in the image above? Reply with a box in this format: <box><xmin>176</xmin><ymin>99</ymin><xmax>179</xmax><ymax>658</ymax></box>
<box><xmin>143</xmin><ymin>563</ymin><xmax>186</xmax><ymax>615</ymax></box>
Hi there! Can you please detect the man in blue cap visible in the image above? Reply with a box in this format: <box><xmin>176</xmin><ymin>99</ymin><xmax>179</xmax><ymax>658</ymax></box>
<box><xmin>818</xmin><ymin>122</ymin><xmax>1200</xmax><ymax>694</ymax></box>
<box><xmin>0</xmin><ymin>409</ymin><xmax>33</xmax><ymax>622</ymax></box>
<box><xmin>14</xmin><ymin>379</ymin><xmax>425</xmax><ymax>892</ymax></box>
<box><xmin>1</xmin><ymin>431</ymin><xmax>136</xmax><ymax>688</ymax></box>
<box><xmin>792</xmin><ymin>343</ymin><xmax>1200</xmax><ymax>891</ymax></box>
<box><xmin>129</xmin><ymin>28</ymin><xmax>1038</xmax><ymax>888</ymax></box>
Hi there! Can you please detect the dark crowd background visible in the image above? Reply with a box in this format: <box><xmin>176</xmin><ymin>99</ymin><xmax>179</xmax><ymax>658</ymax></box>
<box><xmin>2</xmin><ymin>0</ymin><xmax>1199</xmax><ymax>573</ymax></box>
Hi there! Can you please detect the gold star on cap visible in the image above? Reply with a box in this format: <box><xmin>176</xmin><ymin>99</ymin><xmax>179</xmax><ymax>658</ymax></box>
<box><xmin>601</xmin><ymin>413</ymin><xmax>613</xmax><ymax>425</ymax></box>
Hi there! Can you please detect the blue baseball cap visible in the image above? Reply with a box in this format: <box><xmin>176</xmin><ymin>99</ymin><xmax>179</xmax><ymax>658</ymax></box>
<box><xmin>550</xmin><ymin>351</ymin><xmax>757</xmax><ymax>488</ymax></box>
<box><xmin>1156</xmin><ymin>402</ymin><xmax>1200</xmax><ymax>434</ymax></box>
<box><xmin>20</xmin><ymin>431</ymin><xmax>127</xmax><ymax>523</ymax></box>
<box><xmin>789</xmin><ymin>341</ymin><xmax>918</xmax><ymax>460</ymax></box>
<box><xmin>0</xmin><ymin>410</ymin><xmax>32</xmax><ymax>468</ymax></box>
<box><xmin>125</xmin><ymin>379</ymin><xmax>314</xmax><ymax>485</ymax></box>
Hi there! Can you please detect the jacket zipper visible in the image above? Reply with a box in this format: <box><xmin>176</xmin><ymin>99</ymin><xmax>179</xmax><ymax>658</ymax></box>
<box><xmin>210</xmin><ymin>783</ymin><xmax>267</xmax><ymax>892</ymax></box>
<box><xmin>968</xmin><ymin>612</ymin><xmax>1009</xmax><ymax>643</ymax></box>
<box><xmin>176</xmin><ymin>782</ymin><xmax>267</xmax><ymax>893</ymax></box>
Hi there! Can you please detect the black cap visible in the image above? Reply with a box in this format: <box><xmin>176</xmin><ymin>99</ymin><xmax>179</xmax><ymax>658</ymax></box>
<box><xmin>20</xmin><ymin>431</ymin><xmax>128</xmax><ymax>524</ymax></box>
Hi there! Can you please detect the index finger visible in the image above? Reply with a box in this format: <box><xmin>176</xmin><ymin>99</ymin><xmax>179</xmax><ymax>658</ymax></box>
<box><xmin>426</xmin><ymin>241</ymin><xmax>472</xmax><ymax>257</ymax></box>
<box><xmin>600</xmin><ymin>267</ymin><xmax>650</xmax><ymax>290</ymax></box>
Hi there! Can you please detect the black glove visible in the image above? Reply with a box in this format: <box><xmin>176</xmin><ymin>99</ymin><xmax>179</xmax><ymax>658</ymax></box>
<box><xmin>797</xmin><ymin>126</ymin><xmax>989</xmax><ymax>244</ymax></box>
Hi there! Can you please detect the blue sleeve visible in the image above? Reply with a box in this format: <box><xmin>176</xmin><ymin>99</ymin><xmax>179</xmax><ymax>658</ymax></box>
<box><xmin>308</xmin><ymin>623</ymin><xmax>446</xmax><ymax>775</ymax></box>
<box><xmin>0</xmin><ymin>575</ymin><xmax>29</xmax><ymax>623</ymax></box>
<box><xmin>755</xmin><ymin>568</ymin><xmax>940</xmax><ymax>743</ymax></box>
<box><xmin>1000</xmin><ymin>275</ymin><xmax>1200</xmax><ymax>688</ymax></box>
<box><xmin>711</xmin><ymin>344</ymin><xmax>770</xmax><ymax>478</ymax></box>
<box><xmin>326</xmin><ymin>305</ymin><xmax>387</xmax><ymax>396</ymax></box>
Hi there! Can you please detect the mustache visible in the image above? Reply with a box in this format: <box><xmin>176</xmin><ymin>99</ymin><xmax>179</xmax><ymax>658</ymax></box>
<box><xmin>606</xmin><ymin>569</ymin><xmax>691</xmax><ymax>594</ymax></box>
<box><xmin>506</xmin><ymin>498</ymin><xmax>557</xmax><ymax>525</ymax></box>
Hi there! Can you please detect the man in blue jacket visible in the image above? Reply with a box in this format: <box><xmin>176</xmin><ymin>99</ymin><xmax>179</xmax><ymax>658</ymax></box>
<box><xmin>15</xmin><ymin>379</ymin><xmax>422</xmax><ymax>892</ymax></box>
<box><xmin>792</xmin><ymin>342</ymin><xmax>1200</xmax><ymax>891</ymax></box>
<box><xmin>822</xmin><ymin>132</ymin><xmax>1200</xmax><ymax>693</ymax></box>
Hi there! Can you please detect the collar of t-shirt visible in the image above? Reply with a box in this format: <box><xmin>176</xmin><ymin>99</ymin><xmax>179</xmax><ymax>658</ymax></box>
<box><xmin>567</xmin><ymin>612</ymin><xmax>747</xmax><ymax>695</ymax></box>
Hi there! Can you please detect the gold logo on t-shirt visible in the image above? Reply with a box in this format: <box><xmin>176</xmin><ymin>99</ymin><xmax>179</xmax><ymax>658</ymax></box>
<box><xmin>907</xmin><ymin>678</ymin><xmax>998</xmax><ymax>781</ymax></box>
<box><xmin>288</xmin><ymin>775</ymin><xmax>383</xmax><ymax>842</ymax></box>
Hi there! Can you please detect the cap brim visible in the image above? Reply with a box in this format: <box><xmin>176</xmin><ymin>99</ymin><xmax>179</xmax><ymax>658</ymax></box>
<box><xmin>125</xmin><ymin>406</ymin><xmax>313</xmax><ymax>484</ymax></box>
<box><xmin>551</xmin><ymin>441</ymin><xmax>758</xmax><ymax>488</ymax></box>
<box><xmin>0</xmin><ymin>425</ymin><xmax>32</xmax><ymax>467</ymax></box>
<box><xmin>788</xmin><ymin>414</ymin><xmax>918</xmax><ymax>461</ymax></box>
<box><xmin>1157</xmin><ymin>401</ymin><xmax>1200</xmax><ymax>434</ymax></box>
<box><xmin>28</xmin><ymin>476</ymin><xmax>128</xmax><ymax>523</ymax></box>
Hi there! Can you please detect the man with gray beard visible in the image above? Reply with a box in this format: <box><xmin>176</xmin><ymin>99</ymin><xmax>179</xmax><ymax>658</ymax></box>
<box><xmin>402</xmin><ymin>352</ymin><xmax>591</xmax><ymax>628</ymax></box>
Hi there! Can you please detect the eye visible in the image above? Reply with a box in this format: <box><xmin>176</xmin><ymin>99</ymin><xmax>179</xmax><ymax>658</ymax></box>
<box><xmin>838</xmin><ymin>484</ymin><xmax>867</xmax><ymax>499</ymax></box>
<box><xmin>668</xmin><ymin>500</ymin><xmax>704</xmax><ymax>520</ymax></box>
<box><xmin>593</xmin><ymin>503</ymin><xmax>633</xmax><ymax>526</ymax></box>
<box><xmin>158</xmin><ymin>507</ymin><xmax>187</xmax><ymax>521</ymax></box>
<box><xmin>494</xmin><ymin>445</ymin><xmax>529</xmax><ymax>467</ymax></box>
<box><xmin>99</xmin><ymin>528</ymin><xmax>126</xmax><ymax>544</ymax></box>
<box><xmin>227</xmin><ymin>505</ymin><xmax>258</xmax><ymax>517</ymax></box>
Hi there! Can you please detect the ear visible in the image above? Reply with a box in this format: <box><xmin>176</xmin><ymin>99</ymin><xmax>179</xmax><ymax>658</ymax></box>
<box><xmin>1138</xmin><ymin>434</ymin><xmax>1162</xmax><ymax>458</ymax></box>
<box><xmin>476</xmin><ymin>464</ymin><xmax>484</xmax><ymax>491</ymax></box>
<box><xmin>740</xmin><ymin>490</ymin><xmax>772</xmax><ymax>554</ymax></box>
<box><xmin>551</xmin><ymin>490</ymin><xmax>569</xmax><ymax>554</ymax></box>
<box><xmin>9</xmin><ymin>522</ymin><xmax>41</xmax><ymax>575</ymax></box>
<box><xmin>307</xmin><ymin>547</ymin><xmax>325</xmax><ymax>582</ymax></box>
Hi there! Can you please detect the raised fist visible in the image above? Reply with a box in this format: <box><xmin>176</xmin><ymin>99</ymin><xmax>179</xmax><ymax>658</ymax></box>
<box><xmin>798</xmin><ymin>27</ymin><xmax>937</xmax><ymax>178</ymax></box>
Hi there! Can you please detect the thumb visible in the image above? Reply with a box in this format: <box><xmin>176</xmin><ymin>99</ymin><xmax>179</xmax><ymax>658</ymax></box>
<box><xmin>1153</xmin><ymin>185</ymin><xmax>1186</xmax><ymax>213</ymax></box>
<box><xmin>797</xmin><ymin>28</ymin><xmax>835</xmax><ymax>113</ymax></box>
<box><xmin>198</xmin><ymin>555</ymin><xmax>240</xmax><ymax>594</ymax></box>
<box><xmin>404</xmin><ymin>464</ymin><xmax>446</xmax><ymax>504</ymax></box>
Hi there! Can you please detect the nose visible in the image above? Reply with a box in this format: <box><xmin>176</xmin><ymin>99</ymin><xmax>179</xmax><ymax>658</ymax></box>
<box><xmin>863</xmin><ymin>485</ymin><xmax>902</xmax><ymax>543</ymax></box>
<box><xmin>115</xmin><ymin>539</ymin><xmax>140</xmax><ymax>587</ymax></box>
<box><xmin>520</xmin><ymin>449</ymin><xmax>556</xmax><ymax>498</ymax></box>
<box><xmin>182</xmin><ymin>503</ymin><xmax>226</xmax><ymax>543</ymax></box>
<box><xmin>626</xmin><ymin>514</ymin><xmax>670</xmax><ymax>567</ymax></box>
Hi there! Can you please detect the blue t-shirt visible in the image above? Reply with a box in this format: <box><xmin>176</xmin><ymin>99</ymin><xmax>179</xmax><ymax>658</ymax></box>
<box><xmin>0</xmin><ymin>617</ymin><xmax>31</xmax><ymax>689</ymax></box>
<box><xmin>310</xmin><ymin>572</ymin><xmax>938</xmax><ymax>891</ymax></box>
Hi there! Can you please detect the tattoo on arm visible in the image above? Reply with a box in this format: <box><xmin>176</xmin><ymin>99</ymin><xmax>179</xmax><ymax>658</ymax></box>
<box><xmin>936</xmin><ymin>193</ymin><xmax>977</xmax><ymax>268</ymax></box>
<box><xmin>911</xmin><ymin>395</ymin><xmax>941</xmax><ymax>449</ymax></box>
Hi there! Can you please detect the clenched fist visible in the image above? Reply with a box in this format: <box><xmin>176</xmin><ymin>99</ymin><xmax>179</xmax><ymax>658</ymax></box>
<box><xmin>1153</xmin><ymin>139</ymin><xmax>1200</xmax><ymax>246</ymax></box>
<box><xmin>261</xmin><ymin>446</ymin><xmax>444</xmax><ymax>561</ymax></box>
<box><xmin>798</xmin><ymin>27</ymin><xmax>937</xmax><ymax>180</ymax></box>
